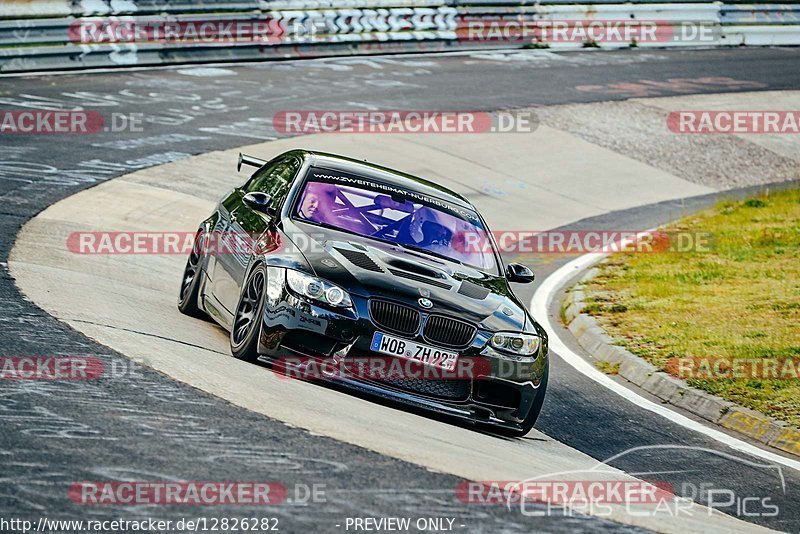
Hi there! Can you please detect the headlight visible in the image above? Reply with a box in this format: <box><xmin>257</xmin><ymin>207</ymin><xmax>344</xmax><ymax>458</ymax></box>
<box><xmin>285</xmin><ymin>270</ymin><xmax>352</xmax><ymax>308</ymax></box>
<box><xmin>490</xmin><ymin>332</ymin><xmax>541</xmax><ymax>356</ymax></box>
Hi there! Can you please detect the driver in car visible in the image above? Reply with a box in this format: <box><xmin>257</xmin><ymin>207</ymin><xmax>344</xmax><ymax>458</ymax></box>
<box><xmin>298</xmin><ymin>182</ymin><xmax>337</xmax><ymax>224</ymax></box>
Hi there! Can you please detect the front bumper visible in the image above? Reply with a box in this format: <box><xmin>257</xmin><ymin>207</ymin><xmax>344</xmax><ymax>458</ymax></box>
<box><xmin>257</xmin><ymin>268</ymin><xmax>548</xmax><ymax>431</ymax></box>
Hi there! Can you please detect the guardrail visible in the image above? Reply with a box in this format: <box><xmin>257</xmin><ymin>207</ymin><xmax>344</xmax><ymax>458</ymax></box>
<box><xmin>0</xmin><ymin>1</ymin><xmax>798</xmax><ymax>73</ymax></box>
<box><xmin>720</xmin><ymin>3</ymin><xmax>800</xmax><ymax>43</ymax></box>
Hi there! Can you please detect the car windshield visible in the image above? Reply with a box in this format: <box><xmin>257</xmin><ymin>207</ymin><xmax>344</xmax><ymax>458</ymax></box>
<box><xmin>293</xmin><ymin>169</ymin><xmax>498</xmax><ymax>272</ymax></box>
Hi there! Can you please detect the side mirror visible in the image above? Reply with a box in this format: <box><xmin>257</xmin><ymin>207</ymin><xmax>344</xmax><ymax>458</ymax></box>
<box><xmin>506</xmin><ymin>263</ymin><xmax>535</xmax><ymax>283</ymax></box>
<box><xmin>243</xmin><ymin>192</ymin><xmax>277</xmax><ymax>217</ymax></box>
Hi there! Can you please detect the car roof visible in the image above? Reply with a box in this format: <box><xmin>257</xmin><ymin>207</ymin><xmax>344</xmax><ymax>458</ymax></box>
<box><xmin>299</xmin><ymin>150</ymin><xmax>475</xmax><ymax>210</ymax></box>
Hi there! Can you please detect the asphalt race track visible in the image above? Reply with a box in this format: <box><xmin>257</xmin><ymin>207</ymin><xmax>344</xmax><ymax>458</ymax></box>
<box><xmin>1</xmin><ymin>47</ymin><xmax>799</xmax><ymax>533</ymax></box>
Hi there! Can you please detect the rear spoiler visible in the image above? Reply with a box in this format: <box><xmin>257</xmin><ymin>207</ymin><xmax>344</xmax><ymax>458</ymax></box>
<box><xmin>237</xmin><ymin>152</ymin><xmax>267</xmax><ymax>172</ymax></box>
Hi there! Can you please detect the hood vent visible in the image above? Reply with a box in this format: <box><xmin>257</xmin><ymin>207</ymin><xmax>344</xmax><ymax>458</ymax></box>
<box><xmin>458</xmin><ymin>281</ymin><xmax>490</xmax><ymax>300</ymax></box>
<box><xmin>334</xmin><ymin>247</ymin><xmax>383</xmax><ymax>273</ymax></box>
<box><xmin>385</xmin><ymin>258</ymin><xmax>445</xmax><ymax>279</ymax></box>
<box><xmin>388</xmin><ymin>268</ymin><xmax>452</xmax><ymax>290</ymax></box>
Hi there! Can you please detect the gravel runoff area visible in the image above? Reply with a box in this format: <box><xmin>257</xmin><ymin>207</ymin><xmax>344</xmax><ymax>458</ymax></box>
<box><xmin>536</xmin><ymin>91</ymin><xmax>800</xmax><ymax>190</ymax></box>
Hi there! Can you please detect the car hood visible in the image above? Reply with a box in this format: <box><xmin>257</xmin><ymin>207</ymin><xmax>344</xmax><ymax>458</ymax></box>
<box><xmin>282</xmin><ymin>221</ymin><xmax>529</xmax><ymax>332</ymax></box>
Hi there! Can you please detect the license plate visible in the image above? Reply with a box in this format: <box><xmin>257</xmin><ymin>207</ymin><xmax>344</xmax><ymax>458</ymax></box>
<box><xmin>370</xmin><ymin>332</ymin><xmax>458</xmax><ymax>372</ymax></box>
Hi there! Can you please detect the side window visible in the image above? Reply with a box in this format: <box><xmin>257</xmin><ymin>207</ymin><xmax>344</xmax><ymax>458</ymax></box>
<box><xmin>245</xmin><ymin>156</ymin><xmax>300</xmax><ymax>206</ymax></box>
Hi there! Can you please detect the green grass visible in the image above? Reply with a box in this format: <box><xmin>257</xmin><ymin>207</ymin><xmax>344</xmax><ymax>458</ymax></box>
<box><xmin>522</xmin><ymin>42</ymin><xmax>550</xmax><ymax>49</ymax></box>
<box><xmin>582</xmin><ymin>187</ymin><xmax>800</xmax><ymax>426</ymax></box>
<box><xmin>595</xmin><ymin>360</ymin><xmax>621</xmax><ymax>375</ymax></box>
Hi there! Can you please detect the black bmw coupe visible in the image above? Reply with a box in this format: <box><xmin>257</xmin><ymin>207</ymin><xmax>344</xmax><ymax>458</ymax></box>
<box><xmin>179</xmin><ymin>149</ymin><xmax>548</xmax><ymax>436</ymax></box>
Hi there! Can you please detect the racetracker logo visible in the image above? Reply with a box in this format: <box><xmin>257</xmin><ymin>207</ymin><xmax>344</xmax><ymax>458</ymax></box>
<box><xmin>67</xmin><ymin>231</ymin><xmax>280</xmax><ymax>255</ymax></box>
<box><xmin>458</xmin><ymin>19</ymin><xmax>718</xmax><ymax>44</ymax></box>
<box><xmin>69</xmin><ymin>482</ymin><xmax>287</xmax><ymax>505</ymax></box>
<box><xmin>0</xmin><ymin>111</ymin><xmax>142</xmax><ymax>135</ymax></box>
<box><xmin>70</xmin><ymin>20</ymin><xmax>285</xmax><ymax>44</ymax></box>
<box><xmin>668</xmin><ymin>111</ymin><xmax>800</xmax><ymax>134</ymax></box>
<box><xmin>457</xmin><ymin>230</ymin><xmax>714</xmax><ymax>255</ymax></box>
<box><xmin>273</xmin><ymin>355</ymin><xmax>494</xmax><ymax>381</ymax></box>
<box><xmin>667</xmin><ymin>357</ymin><xmax>800</xmax><ymax>380</ymax></box>
<box><xmin>273</xmin><ymin>110</ymin><xmax>537</xmax><ymax>134</ymax></box>
<box><xmin>456</xmin><ymin>480</ymin><xmax>674</xmax><ymax>505</ymax></box>
<box><xmin>0</xmin><ymin>111</ymin><xmax>102</xmax><ymax>134</ymax></box>
<box><xmin>0</xmin><ymin>357</ymin><xmax>104</xmax><ymax>380</ymax></box>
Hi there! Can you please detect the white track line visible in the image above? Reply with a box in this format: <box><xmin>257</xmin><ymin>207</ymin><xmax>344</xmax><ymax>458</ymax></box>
<box><xmin>530</xmin><ymin>243</ymin><xmax>800</xmax><ymax>473</ymax></box>
<box><xmin>0</xmin><ymin>49</ymin><xmax>527</xmax><ymax>78</ymax></box>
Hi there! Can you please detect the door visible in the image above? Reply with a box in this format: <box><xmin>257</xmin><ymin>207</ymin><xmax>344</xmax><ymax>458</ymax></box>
<box><xmin>211</xmin><ymin>155</ymin><xmax>302</xmax><ymax>313</ymax></box>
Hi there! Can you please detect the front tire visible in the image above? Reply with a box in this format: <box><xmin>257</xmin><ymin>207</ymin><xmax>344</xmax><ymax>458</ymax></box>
<box><xmin>178</xmin><ymin>230</ymin><xmax>206</xmax><ymax>319</ymax></box>
<box><xmin>230</xmin><ymin>263</ymin><xmax>267</xmax><ymax>362</ymax></box>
